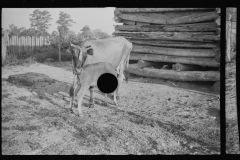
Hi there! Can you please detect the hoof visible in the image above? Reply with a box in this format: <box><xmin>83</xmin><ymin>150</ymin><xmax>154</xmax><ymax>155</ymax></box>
<box><xmin>111</xmin><ymin>95</ymin><xmax>120</xmax><ymax>100</ymax></box>
<box><xmin>102</xmin><ymin>102</ymin><xmax>108</xmax><ymax>106</ymax></box>
<box><xmin>88</xmin><ymin>103</ymin><xmax>94</xmax><ymax>108</ymax></box>
<box><xmin>75</xmin><ymin>112</ymin><xmax>84</xmax><ymax>117</ymax></box>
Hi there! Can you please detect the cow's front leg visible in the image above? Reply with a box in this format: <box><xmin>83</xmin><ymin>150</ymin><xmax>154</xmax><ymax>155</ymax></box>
<box><xmin>88</xmin><ymin>86</ymin><xmax>94</xmax><ymax>108</ymax></box>
<box><xmin>69</xmin><ymin>85</ymin><xmax>74</xmax><ymax>113</ymax></box>
<box><xmin>76</xmin><ymin>86</ymin><xmax>88</xmax><ymax>117</ymax></box>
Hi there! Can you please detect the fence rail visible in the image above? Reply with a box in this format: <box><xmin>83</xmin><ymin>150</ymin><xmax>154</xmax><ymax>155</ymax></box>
<box><xmin>4</xmin><ymin>36</ymin><xmax>50</xmax><ymax>57</ymax></box>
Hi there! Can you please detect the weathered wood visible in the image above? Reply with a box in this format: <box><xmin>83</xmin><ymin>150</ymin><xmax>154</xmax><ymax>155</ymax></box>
<box><xmin>173</xmin><ymin>63</ymin><xmax>207</xmax><ymax>71</ymax></box>
<box><xmin>129</xmin><ymin>39</ymin><xmax>218</xmax><ymax>48</ymax></box>
<box><xmin>216</xmin><ymin>8</ymin><xmax>221</xmax><ymax>13</ymax></box>
<box><xmin>115</xmin><ymin>11</ymin><xmax>219</xmax><ymax>25</ymax></box>
<box><xmin>117</xmin><ymin>8</ymin><xmax>215</xmax><ymax>12</ymax></box>
<box><xmin>226</xmin><ymin>8</ymin><xmax>237</xmax><ymax>22</ymax></box>
<box><xmin>136</xmin><ymin>22</ymin><xmax>150</xmax><ymax>25</ymax></box>
<box><xmin>113</xmin><ymin>31</ymin><xmax>220</xmax><ymax>42</ymax></box>
<box><xmin>115</xmin><ymin>23</ymin><xmax>218</xmax><ymax>32</ymax></box>
<box><xmin>215</xmin><ymin>16</ymin><xmax>220</xmax><ymax>26</ymax></box>
<box><xmin>130</xmin><ymin>52</ymin><xmax>220</xmax><ymax>67</ymax></box>
<box><xmin>212</xmin><ymin>81</ymin><xmax>220</xmax><ymax>92</ymax></box>
<box><xmin>126</xmin><ymin>64</ymin><xmax>220</xmax><ymax>82</ymax></box>
<box><xmin>137</xmin><ymin>60</ymin><xmax>162</xmax><ymax>68</ymax></box>
<box><xmin>132</xmin><ymin>44</ymin><xmax>217</xmax><ymax>57</ymax></box>
<box><xmin>226</xmin><ymin>14</ymin><xmax>232</xmax><ymax>62</ymax></box>
<box><xmin>122</xmin><ymin>20</ymin><xmax>136</xmax><ymax>25</ymax></box>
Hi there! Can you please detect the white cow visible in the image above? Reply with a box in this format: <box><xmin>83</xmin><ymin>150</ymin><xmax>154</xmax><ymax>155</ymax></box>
<box><xmin>65</xmin><ymin>37</ymin><xmax>132</xmax><ymax>115</ymax></box>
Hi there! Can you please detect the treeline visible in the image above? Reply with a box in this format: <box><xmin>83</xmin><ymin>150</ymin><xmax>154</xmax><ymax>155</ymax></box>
<box><xmin>2</xmin><ymin>9</ymin><xmax>111</xmax><ymax>60</ymax></box>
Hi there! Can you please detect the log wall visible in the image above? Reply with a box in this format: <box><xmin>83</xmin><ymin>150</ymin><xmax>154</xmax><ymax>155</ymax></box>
<box><xmin>114</xmin><ymin>8</ymin><xmax>221</xmax><ymax>91</ymax></box>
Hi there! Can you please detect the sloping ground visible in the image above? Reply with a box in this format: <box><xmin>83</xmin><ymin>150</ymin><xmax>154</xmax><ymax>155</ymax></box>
<box><xmin>2</xmin><ymin>63</ymin><xmax>220</xmax><ymax>154</ymax></box>
<box><xmin>226</xmin><ymin>61</ymin><xmax>240</xmax><ymax>154</ymax></box>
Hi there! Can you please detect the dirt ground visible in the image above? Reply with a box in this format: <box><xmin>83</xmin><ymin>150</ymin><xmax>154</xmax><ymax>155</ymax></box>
<box><xmin>2</xmin><ymin>62</ymin><xmax>220</xmax><ymax>155</ymax></box>
<box><xmin>225</xmin><ymin>61</ymin><xmax>240</xmax><ymax>154</ymax></box>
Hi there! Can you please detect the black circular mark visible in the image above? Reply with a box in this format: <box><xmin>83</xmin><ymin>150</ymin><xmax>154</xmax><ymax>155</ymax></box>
<box><xmin>97</xmin><ymin>73</ymin><xmax>118</xmax><ymax>94</ymax></box>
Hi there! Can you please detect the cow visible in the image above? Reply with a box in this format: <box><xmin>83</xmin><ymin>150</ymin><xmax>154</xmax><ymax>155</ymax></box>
<box><xmin>69</xmin><ymin>62</ymin><xmax>118</xmax><ymax>116</ymax></box>
<box><xmin>65</xmin><ymin>36</ymin><xmax>132</xmax><ymax>110</ymax></box>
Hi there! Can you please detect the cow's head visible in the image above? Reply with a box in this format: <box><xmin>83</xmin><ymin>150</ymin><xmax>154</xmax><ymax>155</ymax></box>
<box><xmin>65</xmin><ymin>43</ymin><xmax>93</xmax><ymax>68</ymax></box>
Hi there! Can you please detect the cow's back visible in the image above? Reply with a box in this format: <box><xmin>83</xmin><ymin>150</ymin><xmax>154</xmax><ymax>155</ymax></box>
<box><xmin>82</xmin><ymin>37</ymin><xmax>132</xmax><ymax>69</ymax></box>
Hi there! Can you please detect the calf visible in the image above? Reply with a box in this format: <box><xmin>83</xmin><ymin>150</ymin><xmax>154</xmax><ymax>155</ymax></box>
<box><xmin>69</xmin><ymin>62</ymin><xmax>118</xmax><ymax>117</ymax></box>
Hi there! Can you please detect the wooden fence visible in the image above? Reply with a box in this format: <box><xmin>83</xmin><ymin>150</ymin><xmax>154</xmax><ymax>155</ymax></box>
<box><xmin>5</xmin><ymin>36</ymin><xmax>50</xmax><ymax>57</ymax></box>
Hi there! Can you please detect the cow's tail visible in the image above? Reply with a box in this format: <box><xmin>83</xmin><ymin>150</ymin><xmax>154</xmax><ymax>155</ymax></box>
<box><xmin>125</xmin><ymin>54</ymin><xmax>130</xmax><ymax>83</ymax></box>
<box><xmin>125</xmin><ymin>42</ymin><xmax>132</xmax><ymax>83</ymax></box>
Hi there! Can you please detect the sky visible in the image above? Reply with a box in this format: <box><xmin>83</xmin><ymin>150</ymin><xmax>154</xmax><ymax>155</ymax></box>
<box><xmin>2</xmin><ymin>8</ymin><xmax>121</xmax><ymax>35</ymax></box>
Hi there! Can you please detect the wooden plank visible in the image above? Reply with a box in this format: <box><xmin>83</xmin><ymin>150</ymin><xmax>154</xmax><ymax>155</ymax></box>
<box><xmin>129</xmin><ymin>39</ymin><xmax>218</xmax><ymax>49</ymax></box>
<box><xmin>136</xmin><ymin>22</ymin><xmax>150</xmax><ymax>25</ymax></box>
<box><xmin>114</xmin><ymin>31</ymin><xmax>220</xmax><ymax>42</ymax></box>
<box><xmin>116</xmin><ymin>11</ymin><xmax>219</xmax><ymax>25</ymax></box>
<box><xmin>117</xmin><ymin>8</ymin><xmax>215</xmax><ymax>12</ymax></box>
<box><xmin>130</xmin><ymin>52</ymin><xmax>220</xmax><ymax>67</ymax></box>
<box><xmin>226</xmin><ymin>14</ymin><xmax>232</xmax><ymax>61</ymax></box>
<box><xmin>226</xmin><ymin>11</ymin><xmax>237</xmax><ymax>22</ymax></box>
<box><xmin>122</xmin><ymin>20</ymin><xmax>136</xmax><ymax>25</ymax></box>
<box><xmin>215</xmin><ymin>16</ymin><xmax>220</xmax><ymax>26</ymax></box>
<box><xmin>126</xmin><ymin>64</ymin><xmax>220</xmax><ymax>82</ymax></box>
<box><xmin>132</xmin><ymin>44</ymin><xmax>217</xmax><ymax>57</ymax></box>
<box><xmin>115</xmin><ymin>23</ymin><xmax>218</xmax><ymax>32</ymax></box>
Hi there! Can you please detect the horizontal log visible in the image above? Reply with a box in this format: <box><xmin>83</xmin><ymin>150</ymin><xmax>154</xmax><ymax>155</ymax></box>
<box><xmin>113</xmin><ymin>31</ymin><xmax>220</xmax><ymax>42</ymax></box>
<box><xmin>137</xmin><ymin>60</ymin><xmax>162</xmax><ymax>68</ymax></box>
<box><xmin>115</xmin><ymin>23</ymin><xmax>218</xmax><ymax>32</ymax></box>
<box><xmin>136</xmin><ymin>22</ymin><xmax>150</xmax><ymax>25</ymax></box>
<box><xmin>130</xmin><ymin>52</ymin><xmax>220</xmax><ymax>67</ymax></box>
<box><xmin>173</xmin><ymin>63</ymin><xmax>207</xmax><ymax>71</ymax></box>
<box><xmin>129</xmin><ymin>39</ymin><xmax>218</xmax><ymax>48</ymax></box>
<box><xmin>115</xmin><ymin>11</ymin><xmax>211</xmax><ymax>23</ymax></box>
<box><xmin>132</xmin><ymin>44</ymin><xmax>217</xmax><ymax>57</ymax></box>
<box><xmin>126</xmin><ymin>64</ymin><xmax>220</xmax><ymax>81</ymax></box>
<box><xmin>122</xmin><ymin>20</ymin><xmax>136</xmax><ymax>25</ymax></box>
<box><xmin>117</xmin><ymin>8</ymin><xmax>215</xmax><ymax>12</ymax></box>
<box><xmin>115</xmin><ymin>11</ymin><xmax>219</xmax><ymax>25</ymax></box>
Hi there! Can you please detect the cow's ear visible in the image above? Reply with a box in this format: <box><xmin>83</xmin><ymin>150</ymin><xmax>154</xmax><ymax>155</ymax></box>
<box><xmin>87</xmin><ymin>48</ymin><xmax>93</xmax><ymax>55</ymax></box>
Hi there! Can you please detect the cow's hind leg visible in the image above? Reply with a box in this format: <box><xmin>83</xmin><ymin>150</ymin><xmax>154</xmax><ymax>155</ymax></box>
<box><xmin>116</xmin><ymin>64</ymin><xmax>125</xmax><ymax>100</ymax></box>
<box><xmin>88</xmin><ymin>86</ymin><xmax>94</xmax><ymax>108</ymax></box>
<box><xmin>101</xmin><ymin>94</ymin><xmax>108</xmax><ymax>106</ymax></box>
<box><xmin>113</xmin><ymin>91</ymin><xmax>118</xmax><ymax>105</ymax></box>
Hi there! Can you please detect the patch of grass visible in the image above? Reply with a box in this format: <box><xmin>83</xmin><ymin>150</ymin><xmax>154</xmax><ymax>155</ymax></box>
<box><xmin>2</xmin><ymin>93</ymin><xmax>11</xmax><ymax>99</ymax></box>
<box><xmin>26</xmin><ymin>99</ymin><xmax>41</xmax><ymax>106</ymax></box>
<box><xmin>2</xmin><ymin>116</ymin><xmax>15</xmax><ymax>123</ymax></box>
<box><xmin>17</xmin><ymin>96</ymin><xmax>28</xmax><ymax>101</ymax></box>
<box><xmin>32</xmin><ymin>46</ymin><xmax>72</xmax><ymax>63</ymax></box>
<box><xmin>12</xmin><ymin>124</ymin><xmax>39</xmax><ymax>132</ymax></box>
<box><xmin>26</xmin><ymin>140</ymin><xmax>42</xmax><ymax>151</ymax></box>
<box><xmin>4</xmin><ymin>54</ymin><xmax>36</xmax><ymax>66</ymax></box>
